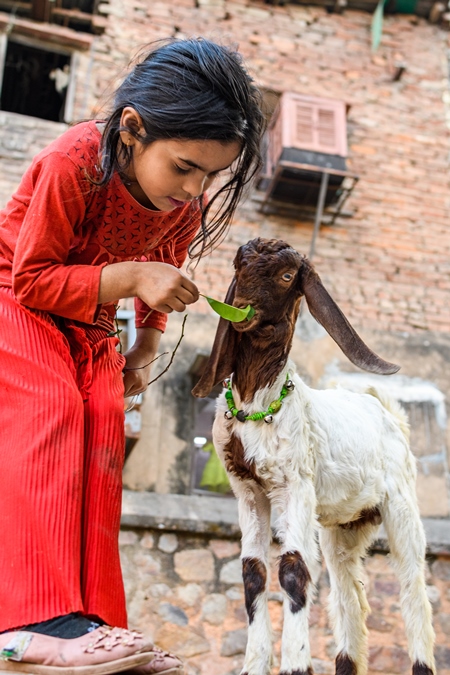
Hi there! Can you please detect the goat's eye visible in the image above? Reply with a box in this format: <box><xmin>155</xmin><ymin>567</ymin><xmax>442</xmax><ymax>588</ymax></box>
<box><xmin>281</xmin><ymin>272</ymin><xmax>293</xmax><ymax>282</ymax></box>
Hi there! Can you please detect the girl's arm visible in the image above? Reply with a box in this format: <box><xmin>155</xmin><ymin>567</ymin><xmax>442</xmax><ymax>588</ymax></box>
<box><xmin>135</xmin><ymin>203</ymin><xmax>203</xmax><ymax>333</ymax></box>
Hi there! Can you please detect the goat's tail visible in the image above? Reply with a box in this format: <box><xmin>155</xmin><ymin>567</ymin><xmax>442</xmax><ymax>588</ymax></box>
<box><xmin>366</xmin><ymin>386</ymin><xmax>410</xmax><ymax>442</ymax></box>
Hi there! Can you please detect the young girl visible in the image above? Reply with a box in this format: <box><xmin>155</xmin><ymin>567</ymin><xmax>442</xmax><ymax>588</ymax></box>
<box><xmin>0</xmin><ymin>38</ymin><xmax>264</xmax><ymax>674</ymax></box>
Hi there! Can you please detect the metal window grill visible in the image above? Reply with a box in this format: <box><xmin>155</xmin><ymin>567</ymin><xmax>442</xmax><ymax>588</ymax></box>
<box><xmin>258</xmin><ymin>92</ymin><xmax>359</xmax><ymax>256</ymax></box>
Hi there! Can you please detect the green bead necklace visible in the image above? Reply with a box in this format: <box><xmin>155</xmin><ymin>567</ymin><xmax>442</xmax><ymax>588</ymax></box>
<box><xmin>223</xmin><ymin>374</ymin><xmax>295</xmax><ymax>424</ymax></box>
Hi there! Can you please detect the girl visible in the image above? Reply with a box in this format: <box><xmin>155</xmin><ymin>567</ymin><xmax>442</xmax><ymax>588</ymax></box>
<box><xmin>0</xmin><ymin>38</ymin><xmax>265</xmax><ymax>674</ymax></box>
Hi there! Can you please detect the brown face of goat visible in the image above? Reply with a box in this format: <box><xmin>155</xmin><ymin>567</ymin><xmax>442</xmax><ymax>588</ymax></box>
<box><xmin>231</xmin><ymin>241</ymin><xmax>304</xmax><ymax>336</ymax></box>
<box><xmin>192</xmin><ymin>238</ymin><xmax>400</xmax><ymax>399</ymax></box>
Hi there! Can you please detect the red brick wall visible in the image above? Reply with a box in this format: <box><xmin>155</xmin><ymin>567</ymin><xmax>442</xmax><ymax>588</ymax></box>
<box><xmin>82</xmin><ymin>0</ymin><xmax>450</xmax><ymax>334</ymax></box>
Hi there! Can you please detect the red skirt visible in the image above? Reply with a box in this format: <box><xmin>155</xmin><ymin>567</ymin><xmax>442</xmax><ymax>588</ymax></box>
<box><xmin>0</xmin><ymin>287</ymin><xmax>128</xmax><ymax>631</ymax></box>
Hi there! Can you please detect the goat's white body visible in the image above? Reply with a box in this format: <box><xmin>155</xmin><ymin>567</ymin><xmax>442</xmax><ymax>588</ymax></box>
<box><xmin>214</xmin><ymin>360</ymin><xmax>412</xmax><ymax>528</ymax></box>
<box><xmin>213</xmin><ymin>359</ymin><xmax>435</xmax><ymax>675</ymax></box>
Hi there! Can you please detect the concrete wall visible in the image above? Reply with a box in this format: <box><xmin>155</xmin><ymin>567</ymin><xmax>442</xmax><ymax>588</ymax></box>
<box><xmin>123</xmin><ymin>310</ymin><xmax>450</xmax><ymax>519</ymax></box>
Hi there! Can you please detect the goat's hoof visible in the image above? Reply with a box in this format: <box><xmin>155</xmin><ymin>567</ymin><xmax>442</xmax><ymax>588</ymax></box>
<box><xmin>264</xmin><ymin>414</ymin><xmax>274</xmax><ymax>424</ymax></box>
<box><xmin>224</xmin><ymin>410</ymin><xmax>234</xmax><ymax>420</ymax></box>
<box><xmin>285</xmin><ymin>380</ymin><xmax>295</xmax><ymax>391</ymax></box>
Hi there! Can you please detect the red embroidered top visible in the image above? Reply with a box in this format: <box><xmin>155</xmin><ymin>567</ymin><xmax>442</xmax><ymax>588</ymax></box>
<box><xmin>0</xmin><ymin>121</ymin><xmax>202</xmax><ymax>333</ymax></box>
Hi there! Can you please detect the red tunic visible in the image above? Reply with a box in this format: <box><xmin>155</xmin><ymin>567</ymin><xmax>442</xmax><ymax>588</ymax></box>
<box><xmin>0</xmin><ymin>122</ymin><xmax>202</xmax><ymax>632</ymax></box>
<box><xmin>0</xmin><ymin>120</ymin><xmax>202</xmax><ymax>332</ymax></box>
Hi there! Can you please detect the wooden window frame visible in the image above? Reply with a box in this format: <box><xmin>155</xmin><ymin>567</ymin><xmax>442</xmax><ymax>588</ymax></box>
<box><xmin>0</xmin><ymin>0</ymin><xmax>106</xmax><ymax>35</ymax></box>
<box><xmin>0</xmin><ymin>31</ymin><xmax>79</xmax><ymax>123</ymax></box>
<box><xmin>0</xmin><ymin>10</ymin><xmax>94</xmax><ymax>49</ymax></box>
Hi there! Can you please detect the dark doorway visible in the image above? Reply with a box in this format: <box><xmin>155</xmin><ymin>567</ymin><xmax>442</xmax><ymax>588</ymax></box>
<box><xmin>1</xmin><ymin>40</ymin><xmax>71</xmax><ymax>122</ymax></box>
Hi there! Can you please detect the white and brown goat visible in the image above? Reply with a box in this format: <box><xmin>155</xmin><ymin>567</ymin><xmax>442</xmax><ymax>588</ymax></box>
<box><xmin>192</xmin><ymin>238</ymin><xmax>435</xmax><ymax>675</ymax></box>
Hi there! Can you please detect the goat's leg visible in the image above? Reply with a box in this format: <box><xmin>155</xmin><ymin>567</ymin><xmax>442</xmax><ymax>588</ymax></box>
<box><xmin>232</xmin><ymin>478</ymin><xmax>273</xmax><ymax>675</ymax></box>
<box><xmin>272</xmin><ymin>482</ymin><xmax>320</xmax><ymax>675</ymax></box>
<box><xmin>382</xmin><ymin>493</ymin><xmax>436</xmax><ymax>675</ymax></box>
<box><xmin>319</xmin><ymin>522</ymin><xmax>379</xmax><ymax>675</ymax></box>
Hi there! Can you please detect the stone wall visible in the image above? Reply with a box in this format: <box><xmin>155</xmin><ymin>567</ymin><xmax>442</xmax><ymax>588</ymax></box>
<box><xmin>119</xmin><ymin>492</ymin><xmax>450</xmax><ymax>675</ymax></box>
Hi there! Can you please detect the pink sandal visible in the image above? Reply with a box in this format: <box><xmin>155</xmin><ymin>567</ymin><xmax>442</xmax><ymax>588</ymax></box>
<box><xmin>0</xmin><ymin>626</ymin><xmax>168</xmax><ymax>675</ymax></box>
<box><xmin>126</xmin><ymin>646</ymin><xmax>183</xmax><ymax>674</ymax></box>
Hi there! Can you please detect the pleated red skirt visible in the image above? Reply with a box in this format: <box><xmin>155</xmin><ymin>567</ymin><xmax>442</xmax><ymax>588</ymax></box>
<box><xmin>0</xmin><ymin>287</ymin><xmax>128</xmax><ymax>632</ymax></box>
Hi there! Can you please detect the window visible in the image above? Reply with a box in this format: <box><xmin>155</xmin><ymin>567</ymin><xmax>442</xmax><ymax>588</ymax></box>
<box><xmin>116</xmin><ymin>307</ymin><xmax>142</xmax><ymax>461</ymax></box>
<box><xmin>258</xmin><ymin>90</ymin><xmax>358</xmax><ymax>225</ymax></box>
<box><xmin>1</xmin><ymin>38</ymin><xmax>73</xmax><ymax>122</ymax></box>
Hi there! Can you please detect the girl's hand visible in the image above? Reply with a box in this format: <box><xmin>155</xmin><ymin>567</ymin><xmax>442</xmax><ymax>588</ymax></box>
<box><xmin>134</xmin><ymin>262</ymin><xmax>199</xmax><ymax>313</ymax></box>
<box><xmin>122</xmin><ymin>327</ymin><xmax>161</xmax><ymax>397</ymax></box>
<box><xmin>123</xmin><ymin>361</ymin><xmax>152</xmax><ymax>397</ymax></box>
<box><xmin>99</xmin><ymin>261</ymin><xmax>199</xmax><ymax>314</ymax></box>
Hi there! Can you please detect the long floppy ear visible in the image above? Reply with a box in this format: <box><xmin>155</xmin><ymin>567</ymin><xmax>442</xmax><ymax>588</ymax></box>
<box><xmin>192</xmin><ymin>278</ymin><xmax>240</xmax><ymax>397</ymax></box>
<box><xmin>300</xmin><ymin>262</ymin><xmax>400</xmax><ymax>375</ymax></box>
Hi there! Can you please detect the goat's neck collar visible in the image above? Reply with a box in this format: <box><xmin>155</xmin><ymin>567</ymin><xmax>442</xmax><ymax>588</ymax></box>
<box><xmin>223</xmin><ymin>373</ymin><xmax>295</xmax><ymax>424</ymax></box>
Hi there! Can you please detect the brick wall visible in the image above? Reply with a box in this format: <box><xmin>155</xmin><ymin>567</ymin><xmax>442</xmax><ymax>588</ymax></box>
<box><xmin>80</xmin><ymin>0</ymin><xmax>450</xmax><ymax>335</ymax></box>
<box><xmin>1</xmin><ymin>2</ymin><xmax>449</xmax><ymax>334</ymax></box>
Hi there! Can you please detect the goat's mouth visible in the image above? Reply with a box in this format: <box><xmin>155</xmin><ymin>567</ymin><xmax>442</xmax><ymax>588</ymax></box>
<box><xmin>231</xmin><ymin>307</ymin><xmax>259</xmax><ymax>331</ymax></box>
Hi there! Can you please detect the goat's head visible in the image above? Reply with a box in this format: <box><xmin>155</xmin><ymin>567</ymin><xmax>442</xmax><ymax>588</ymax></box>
<box><xmin>192</xmin><ymin>238</ymin><xmax>400</xmax><ymax>398</ymax></box>
<box><xmin>231</xmin><ymin>238</ymin><xmax>303</xmax><ymax>340</ymax></box>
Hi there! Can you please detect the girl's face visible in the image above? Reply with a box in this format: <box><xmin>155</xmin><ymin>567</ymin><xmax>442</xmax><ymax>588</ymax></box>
<box><xmin>121</xmin><ymin>134</ymin><xmax>242</xmax><ymax>212</ymax></box>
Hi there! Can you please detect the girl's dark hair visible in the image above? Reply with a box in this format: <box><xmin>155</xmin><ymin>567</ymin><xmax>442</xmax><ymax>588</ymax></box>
<box><xmin>98</xmin><ymin>37</ymin><xmax>265</xmax><ymax>261</ymax></box>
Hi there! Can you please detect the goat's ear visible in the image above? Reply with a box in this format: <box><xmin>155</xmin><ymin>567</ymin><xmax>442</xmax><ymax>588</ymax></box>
<box><xmin>191</xmin><ymin>278</ymin><xmax>240</xmax><ymax>398</ymax></box>
<box><xmin>301</xmin><ymin>263</ymin><xmax>400</xmax><ymax>375</ymax></box>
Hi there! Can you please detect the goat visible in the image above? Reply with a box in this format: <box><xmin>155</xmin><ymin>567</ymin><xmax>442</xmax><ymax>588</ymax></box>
<box><xmin>192</xmin><ymin>238</ymin><xmax>435</xmax><ymax>675</ymax></box>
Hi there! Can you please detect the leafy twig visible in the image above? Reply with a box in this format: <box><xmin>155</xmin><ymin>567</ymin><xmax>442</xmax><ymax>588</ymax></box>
<box><xmin>147</xmin><ymin>314</ymin><xmax>187</xmax><ymax>386</ymax></box>
<box><xmin>123</xmin><ymin>351</ymin><xmax>169</xmax><ymax>372</ymax></box>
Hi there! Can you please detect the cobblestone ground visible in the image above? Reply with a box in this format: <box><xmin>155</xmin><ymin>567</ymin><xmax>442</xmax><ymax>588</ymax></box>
<box><xmin>119</xmin><ymin>528</ymin><xmax>450</xmax><ymax>675</ymax></box>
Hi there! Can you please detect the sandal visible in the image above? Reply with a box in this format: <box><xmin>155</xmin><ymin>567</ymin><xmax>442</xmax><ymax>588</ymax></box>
<box><xmin>0</xmin><ymin>626</ymin><xmax>157</xmax><ymax>675</ymax></box>
<box><xmin>126</xmin><ymin>646</ymin><xmax>183</xmax><ymax>674</ymax></box>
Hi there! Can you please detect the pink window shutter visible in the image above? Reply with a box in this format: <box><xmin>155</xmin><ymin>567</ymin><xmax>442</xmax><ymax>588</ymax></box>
<box><xmin>281</xmin><ymin>92</ymin><xmax>348</xmax><ymax>157</ymax></box>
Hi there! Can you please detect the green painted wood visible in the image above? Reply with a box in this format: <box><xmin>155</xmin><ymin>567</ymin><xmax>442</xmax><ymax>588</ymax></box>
<box><xmin>371</xmin><ymin>0</ymin><xmax>386</xmax><ymax>51</ymax></box>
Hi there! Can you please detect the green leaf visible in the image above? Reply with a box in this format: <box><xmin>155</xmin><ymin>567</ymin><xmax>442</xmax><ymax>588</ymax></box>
<box><xmin>200</xmin><ymin>294</ymin><xmax>255</xmax><ymax>322</ymax></box>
